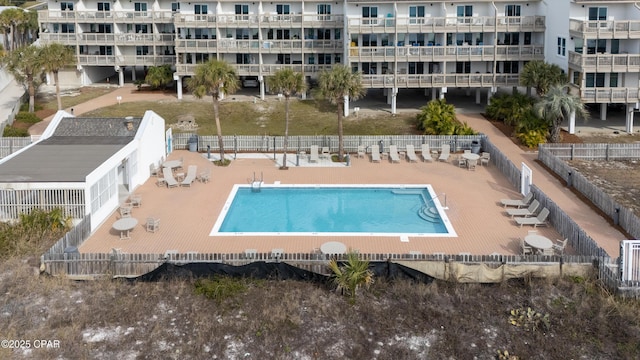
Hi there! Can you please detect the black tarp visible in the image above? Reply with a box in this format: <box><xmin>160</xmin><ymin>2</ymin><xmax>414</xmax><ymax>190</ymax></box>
<box><xmin>130</xmin><ymin>261</ymin><xmax>436</xmax><ymax>285</ymax></box>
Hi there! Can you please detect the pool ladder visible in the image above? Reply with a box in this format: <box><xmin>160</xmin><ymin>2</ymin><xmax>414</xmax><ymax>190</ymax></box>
<box><xmin>251</xmin><ymin>172</ymin><xmax>263</xmax><ymax>192</ymax></box>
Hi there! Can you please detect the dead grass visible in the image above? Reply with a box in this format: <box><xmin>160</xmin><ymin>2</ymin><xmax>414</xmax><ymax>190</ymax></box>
<box><xmin>1</xmin><ymin>258</ymin><xmax>639</xmax><ymax>359</ymax></box>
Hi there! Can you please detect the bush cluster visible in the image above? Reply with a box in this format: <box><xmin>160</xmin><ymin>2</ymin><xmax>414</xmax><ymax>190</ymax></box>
<box><xmin>416</xmin><ymin>99</ymin><xmax>477</xmax><ymax>135</ymax></box>
<box><xmin>3</xmin><ymin>126</ymin><xmax>29</xmax><ymax>137</ymax></box>
<box><xmin>486</xmin><ymin>93</ymin><xmax>548</xmax><ymax>148</ymax></box>
<box><xmin>15</xmin><ymin>111</ymin><xmax>42</xmax><ymax>125</ymax></box>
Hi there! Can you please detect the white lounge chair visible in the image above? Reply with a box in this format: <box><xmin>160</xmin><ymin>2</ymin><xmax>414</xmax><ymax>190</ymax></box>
<box><xmin>406</xmin><ymin>145</ymin><xmax>418</xmax><ymax>162</ymax></box>
<box><xmin>506</xmin><ymin>199</ymin><xmax>540</xmax><ymax>218</ymax></box>
<box><xmin>501</xmin><ymin>192</ymin><xmax>534</xmax><ymax>208</ymax></box>
<box><xmin>389</xmin><ymin>145</ymin><xmax>401</xmax><ymax>163</ymax></box>
<box><xmin>421</xmin><ymin>144</ymin><xmax>434</xmax><ymax>162</ymax></box>
<box><xmin>321</xmin><ymin>147</ymin><xmax>330</xmax><ymax>159</ymax></box>
<box><xmin>181</xmin><ymin>165</ymin><xmax>197</xmax><ymax>187</ymax></box>
<box><xmin>370</xmin><ymin>144</ymin><xmax>381</xmax><ymax>163</ymax></box>
<box><xmin>515</xmin><ymin>208</ymin><xmax>549</xmax><ymax>228</ymax></box>
<box><xmin>162</xmin><ymin>167</ymin><xmax>179</xmax><ymax>188</ymax></box>
<box><xmin>357</xmin><ymin>145</ymin><xmax>365</xmax><ymax>158</ymax></box>
<box><xmin>438</xmin><ymin>144</ymin><xmax>450</xmax><ymax>162</ymax></box>
<box><xmin>309</xmin><ymin>145</ymin><xmax>319</xmax><ymax>163</ymax></box>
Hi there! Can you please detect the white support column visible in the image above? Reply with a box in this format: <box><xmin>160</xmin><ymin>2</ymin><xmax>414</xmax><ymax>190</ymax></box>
<box><xmin>431</xmin><ymin>88</ymin><xmax>437</xmax><ymax>101</ymax></box>
<box><xmin>119</xmin><ymin>69</ymin><xmax>124</xmax><ymax>87</ymax></box>
<box><xmin>391</xmin><ymin>87</ymin><xmax>398</xmax><ymax>115</ymax></box>
<box><xmin>487</xmin><ymin>87</ymin><xmax>495</xmax><ymax>105</ymax></box>
<box><xmin>343</xmin><ymin>95</ymin><xmax>349</xmax><ymax>117</ymax></box>
<box><xmin>131</xmin><ymin>67</ymin><xmax>136</xmax><ymax>82</ymax></box>
<box><xmin>259</xmin><ymin>76</ymin><xmax>265</xmax><ymax>100</ymax></box>
<box><xmin>475</xmin><ymin>89</ymin><xmax>481</xmax><ymax>105</ymax></box>
<box><xmin>386</xmin><ymin>88</ymin><xmax>392</xmax><ymax>105</ymax></box>
<box><xmin>627</xmin><ymin>104</ymin><xmax>635</xmax><ymax>133</ymax></box>
<box><xmin>439</xmin><ymin>87</ymin><xmax>446</xmax><ymax>100</ymax></box>
<box><xmin>568</xmin><ymin>110</ymin><xmax>576</xmax><ymax>134</ymax></box>
<box><xmin>600</xmin><ymin>103</ymin><xmax>607</xmax><ymax>121</ymax></box>
<box><xmin>175</xmin><ymin>76</ymin><xmax>182</xmax><ymax>100</ymax></box>
<box><xmin>424</xmin><ymin>88</ymin><xmax>429</xmax><ymax>97</ymax></box>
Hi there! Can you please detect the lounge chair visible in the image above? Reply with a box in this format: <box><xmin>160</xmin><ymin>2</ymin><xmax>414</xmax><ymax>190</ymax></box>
<box><xmin>321</xmin><ymin>147</ymin><xmax>330</xmax><ymax>159</ymax></box>
<box><xmin>500</xmin><ymin>192</ymin><xmax>534</xmax><ymax>208</ymax></box>
<box><xmin>162</xmin><ymin>167</ymin><xmax>179</xmax><ymax>188</ymax></box>
<box><xmin>389</xmin><ymin>145</ymin><xmax>401</xmax><ymax>163</ymax></box>
<box><xmin>506</xmin><ymin>199</ymin><xmax>540</xmax><ymax>218</ymax></box>
<box><xmin>515</xmin><ymin>208</ymin><xmax>549</xmax><ymax>228</ymax></box>
<box><xmin>357</xmin><ymin>145</ymin><xmax>365</xmax><ymax>158</ymax></box>
<box><xmin>370</xmin><ymin>144</ymin><xmax>381</xmax><ymax>162</ymax></box>
<box><xmin>181</xmin><ymin>165</ymin><xmax>197</xmax><ymax>187</ymax></box>
<box><xmin>438</xmin><ymin>144</ymin><xmax>450</xmax><ymax>162</ymax></box>
<box><xmin>309</xmin><ymin>145</ymin><xmax>319</xmax><ymax>163</ymax></box>
<box><xmin>406</xmin><ymin>145</ymin><xmax>418</xmax><ymax>162</ymax></box>
<box><xmin>421</xmin><ymin>144</ymin><xmax>434</xmax><ymax>162</ymax></box>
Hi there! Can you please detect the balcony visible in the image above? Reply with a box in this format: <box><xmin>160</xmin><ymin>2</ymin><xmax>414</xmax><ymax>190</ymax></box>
<box><xmin>38</xmin><ymin>10</ymin><xmax>174</xmax><ymax>24</ymax></box>
<box><xmin>78</xmin><ymin>54</ymin><xmax>175</xmax><ymax>66</ymax></box>
<box><xmin>570</xmin><ymin>84</ymin><xmax>640</xmax><ymax>103</ymax></box>
<box><xmin>40</xmin><ymin>32</ymin><xmax>175</xmax><ymax>46</ymax></box>
<box><xmin>569</xmin><ymin>19</ymin><xmax>640</xmax><ymax>39</ymax></box>
<box><xmin>174</xmin><ymin>63</ymin><xmax>333</xmax><ymax>76</ymax></box>
<box><xmin>175</xmin><ymin>39</ymin><xmax>341</xmax><ymax>53</ymax></box>
<box><xmin>360</xmin><ymin>73</ymin><xmax>519</xmax><ymax>89</ymax></box>
<box><xmin>348</xmin><ymin>15</ymin><xmax>545</xmax><ymax>34</ymax></box>
<box><xmin>568</xmin><ymin>51</ymin><xmax>640</xmax><ymax>72</ymax></box>
<box><xmin>173</xmin><ymin>14</ymin><xmax>343</xmax><ymax>28</ymax></box>
<box><xmin>348</xmin><ymin>45</ymin><xmax>544</xmax><ymax>62</ymax></box>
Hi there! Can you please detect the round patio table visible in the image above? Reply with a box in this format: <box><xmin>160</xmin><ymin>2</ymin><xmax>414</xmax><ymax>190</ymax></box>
<box><xmin>320</xmin><ymin>241</ymin><xmax>347</xmax><ymax>255</ymax></box>
<box><xmin>461</xmin><ymin>153</ymin><xmax>480</xmax><ymax>161</ymax></box>
<box><xmin>524</xmin><ymin>234</ymin><xmax>553</xmax><ymax>252</ymax></box>
<box><xmin>113</xmin><ymin>218</ymin><xmax>138</xmax><ymax>240</ymax></box>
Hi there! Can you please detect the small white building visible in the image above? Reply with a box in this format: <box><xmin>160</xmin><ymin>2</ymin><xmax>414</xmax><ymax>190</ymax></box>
<box><xmin>0</xmin><ymin>110</ymin><xmax>166</xmax><ymax>231</ymax></box>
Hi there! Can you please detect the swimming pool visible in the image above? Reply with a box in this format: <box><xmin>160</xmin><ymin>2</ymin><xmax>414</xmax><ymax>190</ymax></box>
<box><xmin>210</xmin><ymin>184</ymin><xmax>456</xmax><ymax>237</ymax></box>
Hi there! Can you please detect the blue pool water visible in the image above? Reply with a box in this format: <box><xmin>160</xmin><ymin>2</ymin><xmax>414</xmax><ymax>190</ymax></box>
<box><xmin>211</xmin><ymin>185</ymin><xmax>455</xmax><ymax>236</ymax></box>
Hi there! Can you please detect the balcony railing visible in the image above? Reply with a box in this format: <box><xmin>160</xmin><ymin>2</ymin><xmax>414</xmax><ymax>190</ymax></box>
<box><xmin>568</xmin><ymin>51</ymin><xmax>640</xmax><ymax>72</ymax></box>
<box><xmin>348</xmin><ymin>45</ymin><xmax>544</xmax><ymax>62</ymax></box>
<box><xmin>174</xmin><ymin>39</ymin><xmax>341</xmax><ymax>52</ymax></box>
<box><xmin>78</xmin><ymin>54</ymin><xmax>175</xmax><ymax>66</ymax></box>
<box><xmin>40</xmin><ymin>32</ymin><xmax>175</xmax><ymax>45</ymax></box>
<box><xmin>173</xmin><ymin>13</ymin><xmax>343</xmax><ymax>27</ymax></box>
<box><xmin>569</xmin><ymin>18</ymin><xmax>640</xmax><ymax>39</ymax></box>
<box><xmin>360</xmin><ymin>73</ymin><xmax>520</xmax><ymax>89</ymax></box>
<box><xmin>348</xmin><ymin>15</ymin><xmax>545</xmax><ymax>33</ymax></box>
<box><xmin>570</xmin><ymin>84</ymin><xmax>640</xmax><ymax>103</ymax></box>
<box><xmin>38</xmin><ymin>10</ymin><xmax>174</xmax><ymax>23</ymax></box>
<box><xmin>174</xmin><ymin>63</ymin><xmax>333</xmax><ymax>76</ymax></box>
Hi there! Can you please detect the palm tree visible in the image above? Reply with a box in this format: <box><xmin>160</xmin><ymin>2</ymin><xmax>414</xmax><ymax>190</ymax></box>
<box><xmin>1</xmin><ymin>45</ymin><xmax>44</xmax><ymax>113</ymax></box>
<box><xmin>317</xmin><ymin>65</ymin><xmax>365</xmax><ymax>161</ymax></box>
<box><xmin>0</xmin><ymin>8</ymin><xmax>24</xmax><ymax>52</ymax></box>
<box><xmin>267</xmin><ymin>69</ymin><xmax>306</xmax><ymax>169</ymax></box>
<box><xmin>416</xmin><ymin>99</ymin><xmax>457</xmax><ymax>135</ymax></box>
<box><xmin>534</xmin><ymin>85</ymin><xmax>587</xmax><ymax>143</ymax></box>
<box><xmin>519</xmin><ymin>60</ymin><xmax>567</xmax><ymax>97</ymax></box>
<box><xmin>41</xmin><ymin>43</ymin><xmax>76</xmax><ymax>111</ymax></box>
<box><xmin>145</xmin><ymin>64</ymin><xmax>173</xmax><ymax>90</ymax></box>
<box><xmin>186</xmin><ymin>59</ymin><xmax>239</xmax><ymax>162</ymax></box>
<box><xmin>328</xmin><ymin>251</ymin><xmax>374</xmax><ymax>303</ymax></box>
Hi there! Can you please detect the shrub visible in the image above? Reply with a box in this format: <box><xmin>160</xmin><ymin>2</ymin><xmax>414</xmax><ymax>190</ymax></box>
<box><xmin>328</xmin><ymin>251</ymin><xmax>374</xmax><ymax>303</ymax></box>
<box><xmin>486</xmin><ymin>92</ymin><xmax>535</xmax><ymax>126</ymax></box>
<box><xmin>509</xmin><ymin>307</ymin><xmax>550</xmax><ymax>332</ymax></box>
<box><xmin>514</xmin><ymin>111</ymin><xmax>548</xmax><ymax>148</ymax></box>
<box><xmin>3</xmin><ymin>127</ymin><xmax>29</xmax><ymax>137</ymax></box>
<box><xmin>416</xmin><ymin>99</ymin><xmax>476</xmax><ymax>135</ymax></box>
<box><xmin>14</xmin><ymin>112</ymin><xmax>42</xmax><ymax>124</ymax></box>
<box><xmin>19</xmin><ymin>103</ymin><xmax>42</xmax><ymax>112</ymax></box>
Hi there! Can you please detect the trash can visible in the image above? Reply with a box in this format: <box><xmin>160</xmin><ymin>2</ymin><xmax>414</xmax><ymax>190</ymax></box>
<box><xmin>471</xmin><ymin>140</ymin><xmax>481</xmax><ymax>154</ymax></box>
<box><xmin>188</xmin><ymin>135</ymin><xmax>198</xmax><ymax>152</ymax></box>
<box><xmin>63</xmin><ymin>246</ymin><xmax>79</xmax><ymax>255</ymax></box>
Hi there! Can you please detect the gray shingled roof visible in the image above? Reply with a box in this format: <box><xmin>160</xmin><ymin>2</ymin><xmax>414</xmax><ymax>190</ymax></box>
<box><xmin>0</xmin><ymin>117</ymin><xmax>140</xmax><ymax>183</ymax></box>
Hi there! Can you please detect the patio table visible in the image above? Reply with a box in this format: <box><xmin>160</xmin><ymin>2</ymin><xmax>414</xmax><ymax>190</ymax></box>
<box><xmin>320</xmin><ymin>241</ymin><xmax>347</xmax><ymax>255</ymax></box>
<box><xmin>113</xmin><ymin>217</ymin><xmax>138</xmax><ymax>240</ymax></box>
<box><xmin>524</xmin><ymin>234</ymin><xmax>553</xmax><ymax>253</ymax></box>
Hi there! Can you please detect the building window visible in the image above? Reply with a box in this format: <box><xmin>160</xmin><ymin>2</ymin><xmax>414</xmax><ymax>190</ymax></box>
<box><xmin>97</xmin><ymin>2</ymin><xmax>110</xmax><ymax>12</ymax></box>
<box><xmin>362</xmin><ymin>6</ymin><xmax>378</xmax><ymax>24</ymax></box>
<box><xmin>90</xmin><ymin>169</ymin><xmax>116</xmax><ymax>214</ymax></box>
<box><xmin>277</xmin><ymin>54</ymin><xmax>291</xmax><ymax>64</ymax></box>
<box><xmin>588</xmin><ymin>7</ymin><xmax>607</xmax><ymax>21</ymax></box>
<box><xmin>317</xmin><ymin>4</ymin><xmax>331</xmax><ymax>14</ymax></box>
<box><xmin>171</xmin><ymin>2</ymin><xmax>180</xmax><ymax>12</ymax></box>
<box><xmin>60</xmin><ymin>2</ymin><xmax>73</xmax><ymax>11</ymax></box>
<box><xmin>316</xmin><ymin>29</ymin><xmax>330</xmax><ymax>40</ymax></box>
<box><xmin>503</xmin><ymin>61</ymin><xmax>519</xmax><ymax>74</ymax></box>
<box><xmin>457</xmin><ymin>5</ymin><xmax>472</xmax><ymax>23</ymax></box>
<box><xmin>276</xmin><ymin>4</ymin><xmax>290</xmax><ymax>14</ymax></box>
<box><xmin>134</xmin><ymin>2</ymin><xmax>148</xmax><ymax>12</ymax></box>
<box><xmin>557</xmin><ymin>37</ymin><xmax>566</xmax><ymax>56</ymax></box>
<box><xmin>572</xmin><ymin>71</ymin><xmax>580</xmax><ymax>85</ymax></box>
<box><xmin>456</xmin><ymin>61</ymin><xmax>470</xmax><ymax>74</ymax></box>
<box><xmin>235</xmin><ymin>4</ymin><xmax>249</xmax><ymax>20</ymax></box>
<box><xmin>505</xmin><ymin>5</ymin><xmax>521</xmax><ymax>17</ymax></box>
<box><xmin>409</xmin><ymin>6</ymin><xmax>425</xmax><ymax>24</ymax></box>
<box><xmin>136</xmin><ymin>46</ymin><xmax>149</xmax><ymax>55</ymax></box>
<box><xmin>194</xmin><ymin>4</ymin><xmax>207</xmax><ymax>14</ymax></box>
<box><xmin>317</xmin><ymin>54</ymin><xmax>331</xmax><ymax>65</ymax></box>
<box><xmin>586</xmin><ymin>39</ymin><xmax>606</xmax><ymax>54</ymax></box>
<box><xmin>610</xmin><ymin>73</ymin><xmax>618</xmax><ymax>87</ymax></box>
<box><xmin>586</xmin><ymin>73</ymin><xmax>605</xmax><ymax>88</ymax></box>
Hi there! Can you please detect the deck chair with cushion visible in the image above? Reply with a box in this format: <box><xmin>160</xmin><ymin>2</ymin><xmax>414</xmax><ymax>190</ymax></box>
<box><xmin>389</xmin><ymin>145</ymin><xmax>401</xmax><ymax>163</ymax></box>
<box><xmin>515</xmin><ymin>208</ymin><xmax>550</xmax><ymax>228</ymax></box>
<box><xmin>370</xmin><ymin>144</ymin><xmax>381</xmax><ymax>163</ymax></box>
<box><xmin>357</xmin><ymin>145</ymin><xmax>365</xmax><ymax>158</ymax></box>
<box><xmin>506</xmin><ymin>199</ymin><xmax>540</xmax><ymax>218</ymax></box>
<box><xmin>162</xmin><ymin>167</ymin><xmax>179</xmax><ymax>188</ymax></box>
<box><xmin>421</xmin><ymin>143</ymin><xmax>434</xmax><ymax>162</ymax></box>
<box><xmin>309</xmin><ymin>145</ymin><xmax>319</xmax><ymax>163</ymax></box>
<box><xmin>181</xmin><ymin>165</ymin><xmax>197</xmax><ymax>187</ymax></box>
<box><xmin>500</xmin><ymin>192</ymin><xmax>534</xmax><ymax>208</ymax></box>
<box><xmin>438</xmin><ymin>144</ymin><xmax>450</xmax><ymax>162</ymax></box>
<box><xmin>406</xmin><ymin>145</ymin><xmax>418</xmax><ymax>162</ymax></box>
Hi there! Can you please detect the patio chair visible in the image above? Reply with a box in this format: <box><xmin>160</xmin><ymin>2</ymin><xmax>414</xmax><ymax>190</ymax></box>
<box><xmin>321</xmin><ymin>147</ymin><xmax>330</xmax><ymax>159</ymax></box>
<box><xmin>370</xmin><ymin>144</ymin><xmax>381</xmax><ymax>163</ymax></box>
<box><xmin>500</xmin><ymin>192</ymin><xmax>534</xmax><ymax>208</ymax></box>
<box><xmin>457</xmin><ymin>155</ymin><xmax>466</xmax><ymax>168</ymax></box>
<box><xmin>438</xmin><ymin>144</ymin><xmax>450</xmax><ymax>162</ymax></box>
<box><xmin>480</xmin><ymin>152</ymin><xmax>490</xmax><ymax>166</ymax></box>
<box><xmin>149</xmin><ymin>163</ymin><xmax>159</xmax><ymax>177</ymax></box>
<box><xmin>198</xmin><ymin>169</ymin><xmax>211</xmax><ymax>183</ymax></box>
<box><xmin>421</xmin><ymin>143</ymin><xmax>434</xmax><ymax>162</ymax></box>
<box><xmin>162</xmin><ymin>167</ymin><xmax>179</xmax><ymax>188</ymax></box>
<box><xmin>520</xmin><ymin>238</ymin><xmax>533</xmax><ymax>255</ymax></box>
<box><xmin>389</xmin><ymin>145</ymin><xmax>401</xmax><ymax>163</ymax></box>
<box><xmin>467</xmin><ymin>159</ymin><xmax>477</xmax><ymax>171</ymax></box>
<box><xmin>119</xmin><ymin>205</ymin><xmax>132</xmax><ymax>218</ymax></box>
<box><xmin>464</xmin><ymin>149</ymin><xmax>471</xmax><ymax>154</ymax></box>
<box><xmin>357</xmin><ymin>145</ymin><xmax>365</xmax><ymax>158</ymax></box>
<box><xmin>406</xmin><ymin>145</ymin><xmax>418</xmax><ymax>162</ymax></box>
<box><xmin>181</xmin><ymin>165</ymin><xmax>197</xmax><ymax>187</ymax></box>
<box><xmin>309</xmin><ymin>145</ymin><xmax>319</xmax><ymax>163</ymax></box>
<box><xmin>146</xmin><ymin>217</ymin><xmax>160</xmax><ymax>233</ymax></box>
<box><xmin>506</xmin><ymin>200</ymin><xmax>540</xmax><ymax>218</ymax></box>
<box><xmin>129</xmin><ymin>194</ymin><xmax>142</xmax><ymax>208</ymax></box>
<box><xmin>553</xmin><ymin>238</ymin><xmax>568</xmax><ymax>255</ymax></box>
<box><xmin>515</xmin><ymin>208</ymin><xmax>550</xmax><ymax>228</ymax></box>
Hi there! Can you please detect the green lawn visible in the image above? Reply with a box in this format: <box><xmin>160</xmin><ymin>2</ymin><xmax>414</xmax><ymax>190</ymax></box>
<box><xmin>39</xmin><ymin>87</ymin><xmax>115</xmax><ymax>112</ymax></box>
<box><xmin>80</xmin><ymin>98</ymin><xmax>420</xmax><ymax>136</ymax></box>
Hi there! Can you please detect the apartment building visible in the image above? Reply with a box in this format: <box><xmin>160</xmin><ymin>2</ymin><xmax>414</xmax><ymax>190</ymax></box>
<box><xmin>36</xmin><ymin>1</ymin><xmax>638</xmax><ymax>132</ymax></box>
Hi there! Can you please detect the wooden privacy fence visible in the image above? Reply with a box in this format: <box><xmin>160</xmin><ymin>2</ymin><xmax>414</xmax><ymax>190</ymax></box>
<box><xmin>172</xmin><ymin>133</ymin><xmax>484</xmax><ymax>154</ymax></box>
<box><xmin>44</xmin><ymin>216</ymin><xmax>91</xmax><ymax>256</ymax></box>
<box><xmin>538</xmin><ymin>144</ymin><xmax>640</xmax><ymax>240</ymax></box>
<box><xmin>481</xmin><ymin>136</ymin><xmax>521</xmax><ymax>189</ymax></box>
